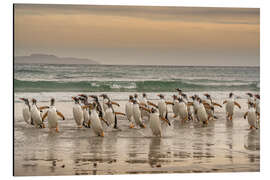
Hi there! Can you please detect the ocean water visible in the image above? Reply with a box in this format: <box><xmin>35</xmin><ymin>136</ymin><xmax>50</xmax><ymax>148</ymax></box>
<box><xmin>14</xmin><ymin>64</ymin><xmax>259</xmax><ymax>93</ymax></box>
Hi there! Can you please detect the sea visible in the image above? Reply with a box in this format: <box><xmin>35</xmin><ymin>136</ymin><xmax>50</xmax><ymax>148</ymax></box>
<box><xmin>14</xmin><ymin>63</ymin><xmax>259</xmax><ymax>102</ymax></box>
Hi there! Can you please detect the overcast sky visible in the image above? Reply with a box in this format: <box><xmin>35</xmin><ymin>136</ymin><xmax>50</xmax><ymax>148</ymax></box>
<box><xmin>14</xmin><ymin>4</ymin><xmax>260</xmax><ymax>66</ymax></box>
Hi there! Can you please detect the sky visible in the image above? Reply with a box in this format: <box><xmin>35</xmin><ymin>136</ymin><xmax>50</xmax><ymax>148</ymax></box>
<box><xmin>14</xmin><ymin>4</ymin><xmax>260</xmax><ymax>66</ymax></box>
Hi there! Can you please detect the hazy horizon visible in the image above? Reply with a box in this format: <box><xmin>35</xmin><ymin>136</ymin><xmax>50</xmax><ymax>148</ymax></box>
<box><xmin>14</xmin><ymin>4</ymin><xmax>260</xmax><ymax>66</ymax></box>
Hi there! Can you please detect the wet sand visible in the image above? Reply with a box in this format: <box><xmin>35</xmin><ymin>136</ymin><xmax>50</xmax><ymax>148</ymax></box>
<box><xmin>14</xmin><ymin>99</ymin><xmax>260</xmax><ymax>176</ymax></box>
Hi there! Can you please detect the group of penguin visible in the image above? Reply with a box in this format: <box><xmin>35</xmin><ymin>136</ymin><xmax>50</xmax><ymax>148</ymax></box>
<box><xmin>19</xmin><ymin>89</ymin><xmax>260</xmax><ymax>137</ymax></box>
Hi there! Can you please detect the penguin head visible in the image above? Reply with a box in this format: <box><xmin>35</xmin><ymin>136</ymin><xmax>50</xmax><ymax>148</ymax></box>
<box><xmin>142</xmin><ymin>93</ymin><xmax>147</xmax><ymax>98</ymax></box>
<box><xmin>157</xmin><ymin>94</ymin><xmax>164</xmax><ymax>99</ymax></box>
<box><xmin>72</xmin><ymin>96</ymin><xmax>79</xmax><ymax>104</ymax></box>
<box><xmin>19</xmin><ymin>98</ymin><xmax>29</xmax><ymax>105</ymax></box>
<box><xmin>204</xmin><ymin>93</ymin><xmax>211</xmax><ymax>99</ymax></box>
<box><xmin>50</xmin><ymin>98</ymin><xmax>55</xmax><ymax>106</ymax></box>
<box><xmin>176</xmin><ymin>88</ymin><xmax>182</xmax><ymax>94</ymax></box>
<box><xmin>248</xmin><ymin>102</ymin><xmax>255</xmax><ymax>108</ymax></box>
<box><xmin>182</xmin><ymin>93</ymin><xmax>188</xmax><ymax>100</ymax></box>
<box><xmin>78</xmin><ymin>94</ymin><xmax>88</xmax><ymax>100</ymax></box>
<box><xmin>255</xmin><ymin>94</ymin><xmax>260</xmax><ymax>99</ymax></box>
<box><xmin>172</xmin><ymin>94</ymin><xmax>177</xmax><ymax>100</ymax></box>
<box><xmin>246</xmin><ymin>93</ymin><xmax>253</xmax><ymax>97</ymax></box>
<box><xmin>229</xmin><ymin>92</ymin><xmax>233</xmax><ymax>98</ymax></box>
<box><xmin>129</xmin><ymin>95</ymin><xmax>134</xmax><ymax>101</ymax></box>
<box><xmin>177</xmin><ymin>97</ymin><xmax>183</xmax><ymax>103</ymax></box>
<box><xmin>78</xmin><ymin>97</ymin><xmax>86</xmax><ymax>104</ymax></box>
<box><xmin>32</xmin><ymin>98</ymin><xmax>37</xmax><ymax>105</ymax></box>
<box><xmin>134</xmin><ymin>93</ymin><xmax>138</xmax><ymax>99</ymax></box>
<box><xmin>190</xmin><ymin>96</ymin><xmax>195</xmax><ymax>101</ymax></box>
<box><xmin>99</xmin><ymin>94</ymin><xmax>108</xmax><ymax>99</ymax></box>
<box><xmin>150</xmin><ymin>108</ymin><xmax>157</xmax><ymax>113</ymax></box>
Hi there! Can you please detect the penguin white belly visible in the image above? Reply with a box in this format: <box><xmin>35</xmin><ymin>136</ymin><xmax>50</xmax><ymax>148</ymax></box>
<box><xmin>158</xmin><ymin>101</ymin><xmax>167</xmax><ymax>118</ymax></box>
<box><xmin>73</xmin><ymin>104</ymin><xmax>83</xmax><ymax>126</ymax></box>
<box><xmin>248</xmin><ymin>111</ymin><xmax>257</xmax><ymax>127</ymax></box>
<box><xmin>125</xmin><ymin>102</ymin><xmax>133</xmax><ymax>121</ymax></box>
<box><xmin>141</xmin><ymin>99</ymin><xmax>149</xmax><ymax>118</ymax></box>
<box><xmin>105</xmin><ymin>109</ymin><xmax>114</xmax><ymax>125</ymax></box>
<box><xmin>178</xmin><ymin>102</ymin><xmax>188</xmax><ymax>120</ymax></box>
<box><xmin>226</xmin><ymin>101</ymin><xmax>234</xmax><ymax>116</ymax></box>
<box><xmin>90</xmin><ymin>111</ymin><xmax>103</xmax><ymax>136</ymax></box>
<box><xmin>48</xmin><ymin>107</ymin><xmax>58</xmax><ymax>128</ymax></box>
<box><xmin>31</xmin><ymin>106</ymin><xmax>43</xmax><ymax>126</ymax></box>
<box><xmin>133</xmin><ymin>105</ymin><xmax>142</xmax><ymax>126</ymax></box>
<box><xmin>149</xmin><ymin>113</ymin><xmax>162</xmax><ymax>136</ymax></box>
<box><xmin>197</xmin><ymin>106</ymin><xmax>207</xmax><ymax>122</ymax></box>
<box><xmin>22</xmin><ymin>106</ymin><xmax>31</xmax><ymax>124</ymax></box>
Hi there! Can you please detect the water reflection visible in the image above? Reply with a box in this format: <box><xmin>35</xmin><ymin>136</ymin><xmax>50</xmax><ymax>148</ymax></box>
<box><xmin>148</xmin><ymin>138</ymin><xmax>162</xmax><ymax>167</ymax></box>
<box><xmin>244</xmin><ymin>130</ymin><xmax>260</xmax><ymax>151</ymax></box>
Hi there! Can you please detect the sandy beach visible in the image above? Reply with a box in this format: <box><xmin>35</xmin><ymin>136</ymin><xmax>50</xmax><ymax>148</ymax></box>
<box><xmin>14</xmin><ymin>95</ymin><xmax>260</xmax><ymax>176</ymax></box>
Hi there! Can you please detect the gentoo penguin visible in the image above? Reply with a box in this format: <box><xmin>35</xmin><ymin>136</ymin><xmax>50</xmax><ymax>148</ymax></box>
<box><xmin>181</xmin><ymin>93</ymin><xmax>193</xmax><ymax>121</ymax></box>
<box><xmin>89</xmin><ymin>102</ymin><xmax>105</xmax><ymax>137</ymax></box>
<box><xmin>89</xmin><ymin>95</ymin><xmax>109</xmax><ymax>127</ymax></box>
<box><xmin>196</xmin><ymin>98</ymin><xmax>209</xmax><ymax>125</ymax></box>
<box><xmin>31</xmin><ymin>98</ymin><xmax>47</xmax><ymax>128</ymax></box>
<box><xmin>223</xmin><ymin>93</ymin><xmax>241</xmax><ymax>121</ymax></box>
<box><xmin>99</xmin><ymin>94</ymin><xmax>120</xmax><ymax>112</ymax></box>
<box><xmin>177</xmin><ymin>97</ymin><xmax>188</xmax><ymax>123</ymax></box>
<box><xmin>71</xmin><ymin>96</ymin><xmax>84</xmax><ymax>128</ymax></box>
<box><xmin>189</xmin><ymin>95</ymin><xmax>200</xmax><ymax>121</ymax></box>
<box><xmin>19</xmin><ymin>98</ymin><xmax>32</xmax><ymax>125</ymax></box>
<box><xmin>140</xmin><ymin>93</ymin><xmax>150</xmax><ymax>120</ymax></box>
<box><xmin>203</xmin><ymin>93</ymin><xmax>222</xmax><ymax>120</ymax></box>
<box><xmin>132</xmin><ymin>99</ymin><xmax>146</xmax><ymax>128</ymax></box>
<box><xmin>141</xmin><ymin>107</ymin><xmax>171</xmax><ymax>137</ymax></box>
<box><xmin>246</xmin><ymin>93</ymin><xmax>254</xmax><ymax>109</ymax></box>
<box><xmin>42</xmin><ymin>98</ymin><xmax>65</xmax><ymax>132</ymax></box>
<box><xmin>176</xmin><ymin>88</ymin><xmax>183</xmax><ymax>98</ymax></box>
<box><xmin>172</xmin><ymin>95</ymin><xmax>179</xmax><ymax>118</ymax></box>
<box><xmin>157</xmin><ymin>94</ymin><xmax>168</xmax><ymax>120</ymax></box>
<box><xmin>78</xmin><ymin>94</ymin><xmax>90</xmax><ymax>128</ymax></box>
<box><xmin>254</xmin><ymin>94</ymin><xmax>260</xmax><ymax>120</ymax></box>
<box><xmin>104</xmin><ymin>101</ymin><xmax>126</xmax><ymax>126</ymax></box>
<box><xmin>244</xmin><ymin>102</ymin><xmax>258</xmax><ymax>129</ymax></box>
<box><xmin>125</xmin><ymin>95</ymin><xmax>135</xmax><ymax>128</ymax></box>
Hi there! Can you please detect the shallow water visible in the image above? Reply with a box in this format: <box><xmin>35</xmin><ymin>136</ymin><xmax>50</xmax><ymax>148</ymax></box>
<box><xmin>14</xmin><ymin>98</ymin><xmax>260</xmax><ymax>176</ymax></box>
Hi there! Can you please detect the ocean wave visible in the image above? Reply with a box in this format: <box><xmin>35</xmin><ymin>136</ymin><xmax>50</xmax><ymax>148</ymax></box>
<box><xmin>14</xmin><ymin>79</ymin><xmax>259</xmax><ymax>93</ymax></box>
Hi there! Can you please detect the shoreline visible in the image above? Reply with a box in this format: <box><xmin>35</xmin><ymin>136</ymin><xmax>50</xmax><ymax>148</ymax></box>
<box><xmin>14</xmin><ymin>96</ymin><xmax>260</xmax><ymax>176</ymax></box>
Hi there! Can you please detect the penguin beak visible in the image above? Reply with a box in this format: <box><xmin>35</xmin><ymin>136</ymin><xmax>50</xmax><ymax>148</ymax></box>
<box><xmin>19</xmin><ymin>98</ymin><xmax>25</xmax><ymax>101</ymax></box>
<box><xmin>157</xmin><ymin>94</ymin><xmax>161</xmax><ymax>97</ymax></box>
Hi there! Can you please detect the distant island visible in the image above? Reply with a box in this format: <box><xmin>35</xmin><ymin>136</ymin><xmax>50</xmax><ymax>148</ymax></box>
<box><xmin>14</xmin><ymin>53</ymin><xmax>99</xmax><ymax>65</ymax></box>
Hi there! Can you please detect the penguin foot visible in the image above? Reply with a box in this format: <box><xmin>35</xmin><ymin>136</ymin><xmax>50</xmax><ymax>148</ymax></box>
<box><xmin>100</xmin><ymin>132</ymin><xmax>104</xmax><ymax>137</ymax></box>
<box><xmin>55</xmin><ymin>127</ymin><xmax>59</xmax><ymax>133</ymax></box>
<box><xmin>129</xmin><ymin>124</ymin><xmax>135</xmax><ymax>128</ymax></box>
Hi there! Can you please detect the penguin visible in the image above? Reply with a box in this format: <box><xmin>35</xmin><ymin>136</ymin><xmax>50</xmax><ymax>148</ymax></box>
<box><xmin>89</xmin><ymin>95</ymin><xmax>109</xmax><ymax>127</ymax></box>
<box><xmin>89</xmin><ymin>102</ymin><xmax>105</xmax><ymax>137</ymax></box>
<box><xmin>42</xmin><ymin>98</ymin><xmax>65</xmax><ymax>132</ymax></box>
<box><xmin>31</xmin><ymin>98</ymin><xmax>47</xmax><ymax>128</ymax></box>
<box><xmin>203</xmin><ymin>93</ymin><xmax>222</xmax><ymax>120</ymax></box>
<box><xmin>104</xmin><ymin>100</ymin><xmax>126</xmax><ymax>127</ymax></box>
<box><xmin>223</xmin><ymin>93</ymin><xmax>241</xmax><ymax>121</ymax></box>
<box><xmin>140</xmin><ymin>93</ymin><xmax>150</xmax><ymax>120</ymax></box>
<box><xmin>132</xmin><ymin>99</ymin><xmax>146</xmax><ymax>128</ymax></box>
<box><xmin>19</xmin><ymin>98</ymin><xmax>32</xmax><ymax>125</ymax></box>
<box><xmin>196</xmin><ymin>98</ymin><xmax>209</xmax><ymax>125</ymax></box>
<box><xmin>246</xmin><ymin>93</ymin><xmax>254</xmax><ymax>109</ymax></box>
<box><xmin>78</xmin><ymin>94</ymin><xmax>91</xmax><ymax>128</ymax></box>
<box><xmin>177</xmin><ymin>97</ymin><xmax>188</xmax><ymax>123</ymax></box>
<box><xmin>244</xmin><ymin>102</ymin><xmax>258</xmax><ymax>130</ymax></box>
<box><xmin>71</xmin><ymin>96</ymin><xmax>84</xmax><ymax>128</ymax></box>
<box><xmin>254</xmin><ymin>94</ymin><xmax>260</xmax><ymax>120</ymax></box>
<box><xmin>125</xmin><ymin>95</ymin><xmax>135</xmax><ymax>128</ymax></box>
<box><xmin>172</xmin><ymin>95</ymin><xmax>179</xmax><ymax>118</ymax></box>
<box><xmin>140</xmin><ymin>107</ymin><xmax>171</xmax><ymax>137</ymax></box>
